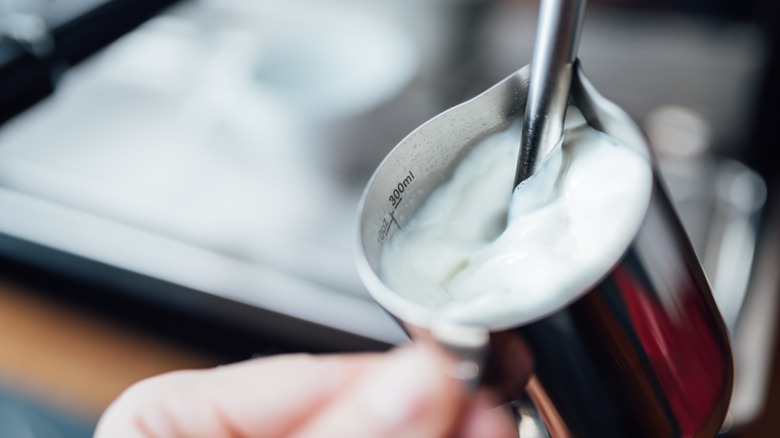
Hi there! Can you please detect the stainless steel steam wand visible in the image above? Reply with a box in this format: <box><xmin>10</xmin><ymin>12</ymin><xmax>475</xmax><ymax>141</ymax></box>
<box><xmin>514</xmin><ymin>0</ymin><xmax>587</xmax><ymax>187</ymax></box>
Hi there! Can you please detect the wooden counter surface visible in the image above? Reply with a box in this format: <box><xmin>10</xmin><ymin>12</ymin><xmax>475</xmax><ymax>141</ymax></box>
<box><xmin>0</xmin><ymin>273</ymin><xmax>222</xmax><ymax>421</ymax></box>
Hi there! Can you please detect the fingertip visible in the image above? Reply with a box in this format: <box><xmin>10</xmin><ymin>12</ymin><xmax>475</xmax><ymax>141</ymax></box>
<box><xmin>456</xmin><ymin>393</ymin><xmax>519</xmax><ymax>438</ymax></box>
<box><xmin>358</xmin><ymin>346</ymin><xmax>463</xmax><ymax>429</ymax></box>
<box><xmin>292</xmin><ymin>345</ymin><xmax>468</xmax><ymax>438</ymax></box>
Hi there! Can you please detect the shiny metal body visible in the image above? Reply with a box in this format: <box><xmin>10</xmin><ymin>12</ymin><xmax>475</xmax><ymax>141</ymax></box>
<box><xmin>517</xmin><ymin>0</ymin><xmax>586</xmax><ymax>186</ymax></box>
<box><xmin>356</xmin><ymin>63</ymin><xmax>733</xmax><ymax>437</ymax></box>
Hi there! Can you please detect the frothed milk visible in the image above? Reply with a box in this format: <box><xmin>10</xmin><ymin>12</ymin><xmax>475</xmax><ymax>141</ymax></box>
<box><xmin>379</xmin><ymin>109</ymin><xmax>653</xmax><ymax>329</ymax></box>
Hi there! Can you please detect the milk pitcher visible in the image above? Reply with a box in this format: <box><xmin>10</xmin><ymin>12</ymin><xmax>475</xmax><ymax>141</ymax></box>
<box><xmin>356</xmin><ymin>62</ymin><xmax>733</xmax><ymax>437</ymax></box>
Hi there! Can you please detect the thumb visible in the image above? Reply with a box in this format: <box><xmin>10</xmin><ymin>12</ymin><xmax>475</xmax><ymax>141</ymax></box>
<box><xmin>94</xmin><ymin>352</ymin><xmax>384</xmax><ymax>438</ymax></box>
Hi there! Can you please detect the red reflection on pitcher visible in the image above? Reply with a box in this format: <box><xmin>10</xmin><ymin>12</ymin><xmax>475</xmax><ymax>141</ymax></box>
<box><xmin>614</xmin><ymin>266</ymin><xmax>727</xmax><ymax>437</ymax></box>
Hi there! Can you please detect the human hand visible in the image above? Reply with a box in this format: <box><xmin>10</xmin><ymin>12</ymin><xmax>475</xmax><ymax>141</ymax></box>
<box><xmin>94</xmin><ymin>346</ymin><xmax>518</xmax><ymax>438</ymax></box>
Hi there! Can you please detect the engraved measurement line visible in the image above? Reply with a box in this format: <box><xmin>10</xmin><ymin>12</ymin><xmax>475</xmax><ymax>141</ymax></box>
<box><xmin>378</xmin><ymin>199</ymin><xmax>402</xmax><ymax>244</ymax></box>
<box><xmin>377</xmin><ymin>170</ymin><xmax>415</xmax><ymax>244</ymax></box>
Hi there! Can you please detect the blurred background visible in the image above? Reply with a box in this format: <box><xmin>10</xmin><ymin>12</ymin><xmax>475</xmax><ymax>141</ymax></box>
<box><xmin>0</xmin><ymin>0</ymin><xmax>779</xmax><ymax>436</ymax></box>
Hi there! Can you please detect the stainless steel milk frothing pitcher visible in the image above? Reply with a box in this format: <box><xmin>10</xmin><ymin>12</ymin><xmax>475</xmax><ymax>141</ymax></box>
<box><xmin>356</xmin><ymin>62</ymin><xmax>733</xmax><ymax>437</ymax></box>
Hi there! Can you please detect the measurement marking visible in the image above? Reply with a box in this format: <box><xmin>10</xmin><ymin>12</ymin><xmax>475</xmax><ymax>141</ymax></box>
<box><xmin>389</xmin><ymin>198</ymin><xmax>402</xmax><ymax>230</ymax></box>
<box><xmin>378</xmin><ymin>197</ymin><xmax>403</xmax><ymax>244</ymax></box>
<box><xmin>378</xmin><ymin>170</ymin><xmax>415</xmax><ymax>244</ymax></box>
<box><xmin>389</xmin><ymin>170</ymin><xmax>415</xmax><ymax>208</ymax></box>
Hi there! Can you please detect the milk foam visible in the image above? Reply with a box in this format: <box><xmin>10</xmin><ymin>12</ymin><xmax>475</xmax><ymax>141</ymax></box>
<box><xmin>379</xmin><ymin>110</ymin><xmax>653</xmax><ymax>328</ymax></box>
